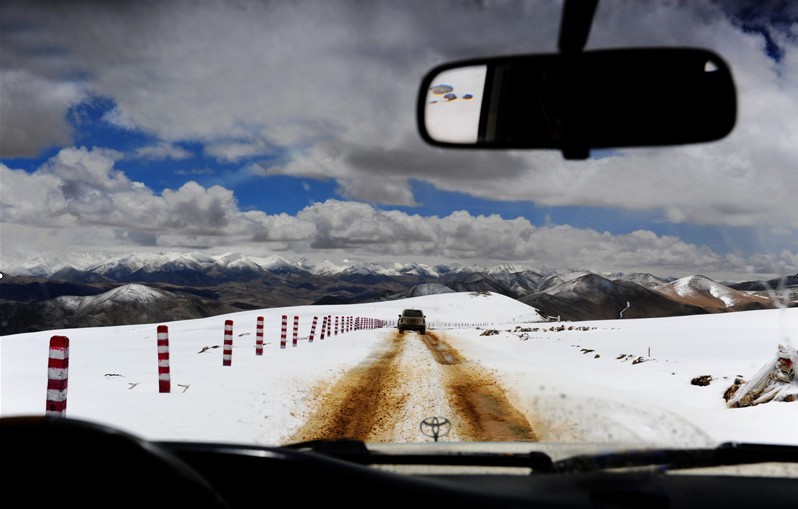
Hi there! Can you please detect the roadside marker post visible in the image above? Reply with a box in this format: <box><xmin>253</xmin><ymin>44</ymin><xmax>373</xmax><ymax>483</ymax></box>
<box><xmin>157</xmin><ymin>325</ymin><xmax>171</xmax><ymax>393</ymax></box>
<box><xmin>319</xmin><ymin>316</ymin><xmax>327</xmax><ymax>340</ymax></box>
<box><xmin>309</xmin><ymin>316</ymin><xmax>318</xmax><ymax>343</ymax></box>
<box><xmin>255</xmin><ymin>316</ymin><xmax>264</xmax><ymax>355</ymax></box>
<box><xmin>222</xmin><ymin>320</ymin><xmax>233</xmax><ymax>366</ymax></box>
<box><xmin>46</xmin><ymin>336</ymin><xmax>69</xmax><ymax>416</ymax></box>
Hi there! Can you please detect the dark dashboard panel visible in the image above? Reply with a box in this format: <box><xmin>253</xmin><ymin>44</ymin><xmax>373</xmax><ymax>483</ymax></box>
<box><xmin>4</xmin><ymin>416</ymin><xmax>797</xmax><ymax>509</ymax></box>
<box><xmin>165</xmin><ymin>442</ymin><xmax>798</xmax><ymax>508</ymax></box>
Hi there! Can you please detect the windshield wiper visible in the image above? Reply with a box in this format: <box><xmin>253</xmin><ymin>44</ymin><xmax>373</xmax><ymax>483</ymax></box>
<box><xmin>284</xmin><ymin>438</ymin><xmax>555</xmax><ymax>471</ymax></box>
<box><xmin>287</xmin><ymin>440</ymin><xmax>798</xmax><ymax>474</ymax></box>
<box><xmin>550</xmin><ymin>442</ymin><xmax>798</xmax><ymax>473</ymax></box>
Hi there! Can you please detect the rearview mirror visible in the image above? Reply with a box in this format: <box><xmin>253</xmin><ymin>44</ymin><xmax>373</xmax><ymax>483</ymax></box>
<box><xmin>417</xmin><ymin>48</ymin><xmax>736</xmax><ymax>159</ymax></box>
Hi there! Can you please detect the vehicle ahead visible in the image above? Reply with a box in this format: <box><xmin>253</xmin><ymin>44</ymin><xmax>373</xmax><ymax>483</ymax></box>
<box><xmin>398</xmin><ymin>308</ymin><xmax>426</xmax><ymax>334</ymax></box>
<box><xmin>2</xmin><ymin>0</ymin><xmax>798</xmax><ymax>507</ymax></box>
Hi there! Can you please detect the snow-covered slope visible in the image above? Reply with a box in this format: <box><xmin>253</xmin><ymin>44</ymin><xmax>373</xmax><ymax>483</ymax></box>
<box><xmin>654</xmin><ymin>275</ymin><xmax>773</xmax><ymax>310</ymax></box>
<box><xmin>56</xmin><ymin>283</ymin><xmax>166</xmax><ymax>313</ymax></box>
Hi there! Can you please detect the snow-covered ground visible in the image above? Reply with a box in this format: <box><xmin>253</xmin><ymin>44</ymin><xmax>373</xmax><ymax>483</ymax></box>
<box><xmin>2</xmin><ymin>292</ymin><xmax>796</xmax><ymax>448</ymax></box>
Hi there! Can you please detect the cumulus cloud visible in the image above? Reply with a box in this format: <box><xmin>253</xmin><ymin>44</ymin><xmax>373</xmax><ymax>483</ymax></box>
<box><xmin>133</xmin><ymin>142</ymin><xmax>192</xmax><ymax>160</ymax></box>
<box><xmin>2</xmin><ymin>151</ymin><xmax>789</xmax><ymax>279</ymax></box>
<box><xmin>1</xmin><ymin>147</ymin><xmax>234</xmax><ymax>235</ymax></box>
<box><xmin>0</xmin><ymin>70</ymin><xmax>85</xmax><ymax>157</ymax></box>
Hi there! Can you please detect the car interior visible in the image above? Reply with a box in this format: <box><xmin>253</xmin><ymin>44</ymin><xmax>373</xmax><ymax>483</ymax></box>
<box><xmin>2</xmin><ymin>1</ymin><xmax>797</xmax><ymax>507</ymax></box>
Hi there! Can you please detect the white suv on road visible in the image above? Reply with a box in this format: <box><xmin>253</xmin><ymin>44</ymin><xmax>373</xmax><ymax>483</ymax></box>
<box><xmin>398</xmin><ymin>308</ymin><xmax>426</xmax><ymax>334</ymax></box>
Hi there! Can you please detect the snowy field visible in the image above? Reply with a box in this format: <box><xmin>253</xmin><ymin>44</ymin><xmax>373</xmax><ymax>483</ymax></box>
<box><xmin>2</xmin><ymin>292</ymin><xmax>796</xmax><ymax>448</ymax></box>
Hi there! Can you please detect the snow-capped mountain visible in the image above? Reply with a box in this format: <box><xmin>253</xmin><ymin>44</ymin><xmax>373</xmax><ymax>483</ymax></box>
<box><xmin>2</xmin><ymin>251</ymin><xmax>795</xmax><ymax>335</ymax></box>
<box><xmin>2</xmin><ymin>251</ymin><xmax>540</xmax><ymax>281</ymax></box>
<box><xmin>88</xmin><ymin>252</ymin><xmax>217</xmax><ymax>276</ymax></box>
<box><xmin>653</xmin><ymin>275</ymin><xmax>773</xmax><ymax>311</ymax></box>
<box><xmin>5</xmin><ymin>283</ymin><xmax>236</xmax><ymax>334</ymax></box>
<box><xmin>386</xmin><ymin>283</ymin><xmax>455</xmax><ymax>300</ymax></box>
<box><xmin>57</xmin><ymin>283</ymin><xmax>165</xmax><ymax>314</ymax></box>
<box><xmin>612</xmin><ymin>272</ymin><xmax>672</xmax><ymax>288</ymax></box>
<box><xmin>519</xmin><ymin>272</ymin><xmax>709</xmax><ymax>321</ymax></box>
<box><xmin>310</xmin><ymin>260</ymin><xmax>348</xmax><ymax>276</ymax></box>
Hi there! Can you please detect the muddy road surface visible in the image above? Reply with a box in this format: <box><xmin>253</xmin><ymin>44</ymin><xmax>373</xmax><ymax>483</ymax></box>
<box><xmin>285</xmin><ymin>330</ymin><xmax>537</xmax><ymax>443</ymax></box>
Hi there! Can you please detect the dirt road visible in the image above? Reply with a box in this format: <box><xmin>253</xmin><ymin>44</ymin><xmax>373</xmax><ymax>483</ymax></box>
<box><xmin>285</xmin><ymin>330</ymin><xmax>537</xmax><ymax>443</ymax></box>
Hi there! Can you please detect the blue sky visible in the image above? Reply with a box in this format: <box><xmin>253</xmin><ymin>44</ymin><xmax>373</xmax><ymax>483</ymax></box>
<box><xmin>1</xmin><ymin>0</ymin><xmax>796</xmax><ymax>280</ymax></box>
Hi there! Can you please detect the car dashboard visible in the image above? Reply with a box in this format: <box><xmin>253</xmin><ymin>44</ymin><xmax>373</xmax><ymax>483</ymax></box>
<box><xmin>4</xmin><ymin>416</ymin><xmax>797</xmax><ymax>508</ymax></box>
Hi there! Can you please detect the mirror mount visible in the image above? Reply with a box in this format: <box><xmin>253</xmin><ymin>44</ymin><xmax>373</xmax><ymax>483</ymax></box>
<box><xmin>558</xmin><ymin>0</ymin><xmax>598</xmax><ymax>158</ymax></box>
<box><xmin>558</xmin><ymin>0</ymin><xmax>598</xmax><ymax>54</ymax></box>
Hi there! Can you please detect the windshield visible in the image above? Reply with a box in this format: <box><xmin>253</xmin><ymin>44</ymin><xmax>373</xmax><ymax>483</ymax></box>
<box><xmin>1</xmin><ymin>0</ymin><xmax>796</xmax><ymax>454</ymax></box>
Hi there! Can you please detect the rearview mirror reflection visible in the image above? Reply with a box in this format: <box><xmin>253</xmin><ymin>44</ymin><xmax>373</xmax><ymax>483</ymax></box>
<box><xmin>423</xmin><ymin>65</ymin><xmax>486</xmax><ymax>143</ymax></box>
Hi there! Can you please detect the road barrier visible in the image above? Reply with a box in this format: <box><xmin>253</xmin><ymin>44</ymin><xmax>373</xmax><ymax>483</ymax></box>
<box><xmin>256</xmin><ymin>316</ymin><xmax>264</xmax><ymax>355</ymax></box>
<box><xmin>280</xmin><ymin>315</ymin><xmax>287</xmax><ymax>349</ymax></box>
<box><xmin>46</xmin><ymin>335</ymin><xmax>69</xmax><ymax>416</ymax></box>
<box><xmin>157</xmin><ymin>325</ymin><xmax>171</xmax><ymax>393</ymax></box>
<box><xmin>222</xmin><ymin>320</ymin><xmax>233</xmax><ymax>366</ymax></box>
<box><xmin>319</xmin><ymin>316</ymin><xmax>327</xmax><ymax>340</ymax></box>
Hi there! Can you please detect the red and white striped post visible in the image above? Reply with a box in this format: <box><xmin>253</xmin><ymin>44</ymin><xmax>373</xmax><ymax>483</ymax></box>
<box><xmin>280</xmin><ymin>315</ymin><xmax>287</xmax><ymax>349</ymax></box>
<box><xmin>334</xmin><ymin>316</ymin><xmax>339</xmax><ymax>336</ymax></box>
<box><xmin>255</xmin><ymin>316</ymin><xmax>264</xmax><ymax>356</ymax></box>
<box><xmin>327</xmin><ymin>315</ymin><xmax>332</xmax><ymax>338</ymax></box>
<box><xmin>46</xmin><ymin>335</ymin><xmax>69</xmax><ymax>416</ymax></box>
<box><xmin>222</xmin><ymin>319</ymin><xmax>233</xmax><ymax>366</ymax></box>
<box><xmin>319</xmin><ymin>316</ymin><xmax>327</xmax><ymax>340</ymax></box>
<box><xmin>308</xmin><ymin>316</ymin><xmax>318</xmax><ymax>343</ymax></box>
<box><xmin>157</xmin><ymin>325</ymin><xmax>171</xmax><ymax>393</ymax></box>
<box><xmin>292</xmin><ymin>315</ymin><xmax>299</xmax><ymax>347</ymax></box>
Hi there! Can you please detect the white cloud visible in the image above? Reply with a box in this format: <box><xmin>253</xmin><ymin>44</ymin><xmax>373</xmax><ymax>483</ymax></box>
<box><xmin>204</xmin><ymin>139</ymin><xmax>276</xmax><ymax>163</ymax></box>
<box><xmin>102</xmin><ymin>106</ymin><xmax>139</xmax><ymax>131</ymax></box>
<box><xmin>0</xmin><ymin>70</ymin><xmax>85</xmax><ymax>157</ymax></box>
<box><xmin>133</xmin><ymin>142</ymin><xmax>192</xmax><ymax>160</ymax></box>
<box><xmin>2</xmin><ymin>148</ymin><xmax>795</xmax><ymax>280</ymax></box>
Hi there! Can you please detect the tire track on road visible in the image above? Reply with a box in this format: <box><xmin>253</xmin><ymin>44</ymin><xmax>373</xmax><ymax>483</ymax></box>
<box><xmin>284</xmin><ymin>330</ymin><xmax>536</xmax><ymax>444</ymax></box>
<box><xmin>420</xmin><ymin>332</ymin><xmax>538</xmax><ymax>442</ymax></box>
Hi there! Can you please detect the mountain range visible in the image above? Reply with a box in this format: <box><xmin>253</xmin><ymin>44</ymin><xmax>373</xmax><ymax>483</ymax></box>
<box><xmin>1</xmin><ymin>252</ymin><xmax>796</xmax><ymax>335</ymax></box>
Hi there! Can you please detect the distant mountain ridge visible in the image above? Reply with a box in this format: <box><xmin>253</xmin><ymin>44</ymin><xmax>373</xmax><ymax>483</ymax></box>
<box><xmin>3</xmin><ymin>251</ymin><xmax>462</xmax><ymax>280</ymax></box>
<box><xmin>2</xmin><ymin>252</ymin><xmax>796</xmax><ymax>335</ymax></box>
